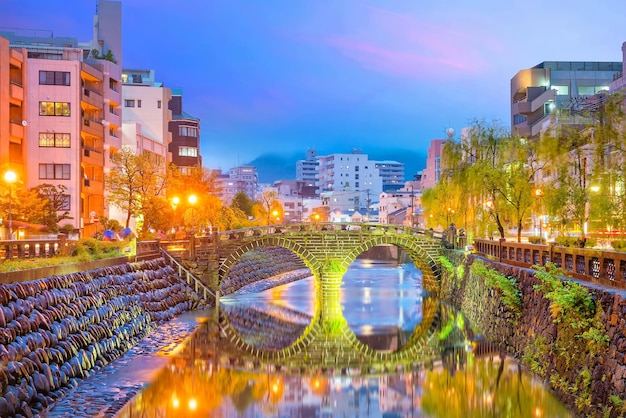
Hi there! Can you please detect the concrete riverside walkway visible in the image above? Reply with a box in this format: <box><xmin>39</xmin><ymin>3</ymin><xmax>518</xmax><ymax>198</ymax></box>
<box><xmin>42</xmin><ymin>310</ymin><xmax>211</xmax><ymax>417</ymax></box>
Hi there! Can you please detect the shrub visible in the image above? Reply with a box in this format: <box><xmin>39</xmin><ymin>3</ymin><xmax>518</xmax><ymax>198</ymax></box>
<box><xmin>611</xmin><ymin>239</ymin><xmax>626</xmax><ymax>252</ymax></box>
<box><xmin>528</xmin><ymin>236</ymin><xmax>546</xmax><ymax>244</ymax></box>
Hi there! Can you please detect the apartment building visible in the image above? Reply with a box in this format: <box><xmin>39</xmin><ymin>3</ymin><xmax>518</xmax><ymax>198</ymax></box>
<box><xmin>511</xmin><ymin>60</ymin><xmax>622</xmax><ymax>138</ymax></box>
<box><xmin>0</xmin><ymin>1</ymin><xmax>122</xmax><ymax>238</ymax></box>
<box><xmin>420</xmin><ymin>139</ymin><xmax>446</xmax><ymax>191</ymax></box>
<box><xmin>0</xmin><ymin>37</ymin><xmax>27</xmax><ymax>178</ymax></box>
<box><xmin>121</xmin><ymin>69</ymin><xmax>172</xmax><ymax>159</ymax></box>
<box><xmin>295</xmin><ymin>148</ymin><xmax>319</xmax><ymax>188</ymax></box>
<box><xmin>375</xmin><ymin>160</ymin><xmax>404</xmax><ymax>192</ymax></box>
<box><xmin>168</xmin><ymin>89</ymin><xmax>202</xmax><ymax>173</ymax></box>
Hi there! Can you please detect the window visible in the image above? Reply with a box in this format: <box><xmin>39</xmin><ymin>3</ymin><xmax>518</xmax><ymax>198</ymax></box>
<box><xmin>39</xmin><ymin>164</ymin><xmax>71</xmax><ymax>180</ymax></box>
<box><xmin>109</xmin><ymin>78</ymin><xmax>118</xmax><ymax>92</ymax></box>
<box><xmin>137</xmin><ymin>100</ymin><xmax>142</xmax><ymax>108</ymax></box>
<box><xmin>552</xmin><ymin>85</ymin><xmax>569</xmax><ymax>95</ymax></box>
<box><xmin>39</xmin><ymin>132</ymin><xmax>70</xmax><ymax>148</ymax></box>
<box><xmin>157</xmin><ymin>100</ymin><xmax>162</xmax><ymax>109</ymax></box>
<box><xmin>355</xmin><ymin>174</ymin><xmax>359</xmax><ymax>179</ymax></box>
<box><xmin>45</xmin><ymin>194</ymin><xmax>71</xmax><ymax>211</ymax></box>
<box><xmin>39</xmin><ymin>101</ymin><xmax>70</xmax><ymax>116</ymax></box>
<box><xmin>39</xmin><ymin>71</ymin><xmax>70</xmax><ymax>86</ymax></box>
<box><xmin>124</xmin><ymin>99</ymin><xmax>135</xmax><ymax>108</ymax></box>
<box><xmin>178</xmin><ymin>125</ymin><xmax>198</xmax><ymax>137</ymax></box>
<box><xmin>179</xmin><ymin>146</ymin><xmax>198</xmax><ymax>157</ymax></box>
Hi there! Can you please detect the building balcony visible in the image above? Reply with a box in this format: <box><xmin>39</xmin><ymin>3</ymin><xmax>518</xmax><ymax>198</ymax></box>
<box><xmin>512</xmin><ymin>89</ymin><xmax>556</xmax><ymax>115</ymax></box>
<box><xmin>83</xmin><ymin>178</ymin><xmax>104</xmax><ymax>194</ymax></box>
<box><xmin>82</xmin><ymin>147</ymin><xmax>104</xmax><ymax>167</ymax></box>
<box><xmin>81</xmin><ymin>88</ymin><xmax>103</xmax><ymax>110</ymax></box>
<box><xmin>82</xmin><ymin>118</ymin><xmax>104</xmax><ymax>138</ymax></box>
<box><xmin>9</xmin><ymin>120</ymin><xmax>24</xmax><ymax>141</ymax></box>
<box><xmin>9</xmin><ymin>81</ymin><xmax>23</xmax><ymax>106</ymax></box>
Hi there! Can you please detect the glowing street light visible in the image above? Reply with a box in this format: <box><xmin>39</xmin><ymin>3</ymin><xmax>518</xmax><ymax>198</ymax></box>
<box><xmin>4</xmin><ymin>170</ymin><xmax>16</xmax><ymax>240</ymax></box>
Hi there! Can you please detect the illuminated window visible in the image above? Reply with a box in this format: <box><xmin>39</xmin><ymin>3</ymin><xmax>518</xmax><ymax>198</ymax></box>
<box><xmin>179</xmin><ymin>146</ymin><xmax>198</xmax><ymax>157</ymax></box>
<box><xmin>39</xmin><ymin>101</ymin><xmax>70</xmax><ymax>116</ymax></box>
<box><xmin>39</xmin><ymin>132</ymin><xmax>70</xmax><ymax>148</ymax></box>
<box><xmin>178</xmin><ymin>126</ymin><xmax>198</xmax><ymax>137</ymax></box>
<box><xmin>552</xmin><ymin>85</ymin><xmax>569</xmax><ymax>95</ymax></box>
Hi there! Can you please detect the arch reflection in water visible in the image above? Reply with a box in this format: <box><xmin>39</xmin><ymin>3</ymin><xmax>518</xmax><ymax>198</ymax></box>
<box><xmin>342</xmin><ymin>259</ymin><xmax>425</xmax><ymax>352</ymax></box>
<box><xmin>117</xmin><ymin>305</ymin><xmax>571</xmax><ymax>418</ymax></box>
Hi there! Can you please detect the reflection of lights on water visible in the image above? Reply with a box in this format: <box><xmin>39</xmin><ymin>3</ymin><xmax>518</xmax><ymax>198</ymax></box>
<box><xmin>535</xmin><ymin>406</ymin><xmax>543</xmax><ymax>417</ymax></box>
<box><xmin>188</xmin><ymin>398</ymin><xmax>198</xmax><ymax>410</ymax></box>
<box><xmin>483</xmin><ymin>392</ymin><xmax>493</xmax><ymax>404</ymax></box>
<box><xmin>363</xmin><ymin>287</ymin><xmax>371</xmax><ymax>304</ymax></box>
<box><xmin>360</xmin><ymin>325</ymin><xmax>374</xmax><ymax>336</ymax></box>
<box><xmin>171</xmin><ymin>394</ymin><xmax>180</xmax><ymax>409</ymax></box>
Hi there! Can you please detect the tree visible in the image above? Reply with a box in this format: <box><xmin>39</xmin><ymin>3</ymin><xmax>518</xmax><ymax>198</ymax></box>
<box><xmin>255</xmin><ymin>190</ymin><xmax>281</xmax><ymax>225</ymax></box>
<box><xmin>33</xmin><ymin>183</ymin><xmax>73</xmax><ymax>232</ymax></box>
<box><xmin>106</xmin><ymin>147</ymin><xmax>168</xmax><ymax>232</ymax></box>
<box><xmin>231</xmin><ymin>190</ymin><xmax>255</xmax><ymax>218</ymax></box>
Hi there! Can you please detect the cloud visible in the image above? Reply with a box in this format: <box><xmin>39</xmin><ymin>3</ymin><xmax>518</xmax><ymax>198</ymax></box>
<box><xmin>316</xmin><ymin>4</ymin><xmax>499</xmax><ymax>79</ymax></box>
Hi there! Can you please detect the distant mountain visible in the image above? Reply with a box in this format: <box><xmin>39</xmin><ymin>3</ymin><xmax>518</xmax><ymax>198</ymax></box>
<box><xmin>248</xmin><ymin>148</ymin><xmax>427</xmax><ymax>184</ymax></box>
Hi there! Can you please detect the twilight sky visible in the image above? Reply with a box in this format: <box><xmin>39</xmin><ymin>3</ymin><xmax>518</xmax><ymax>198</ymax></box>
<box><xmin>2</xmin><ymin>0</ymin><xmax>626</xmax><ymax>178</ymax></box>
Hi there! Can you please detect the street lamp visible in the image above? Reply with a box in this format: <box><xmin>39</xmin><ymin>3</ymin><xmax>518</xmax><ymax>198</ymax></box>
<box><xmin>4</xmin><ymin>170</ymin><xmax>16</xmax><ymax>240</ymax></box>
<box><xmin>188</xmin><ymin>195</ymin><xmax>198</xmax><ymax>235</ymax></box>
<box><xmin>534</xmin><ymin>188</ymin><xmax>543</xmax><ymax>240</ymax></box>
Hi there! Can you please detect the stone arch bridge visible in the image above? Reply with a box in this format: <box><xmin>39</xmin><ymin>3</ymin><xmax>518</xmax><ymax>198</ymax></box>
<box><xmin>187</xmin><ymin>222</ymin><xmax>445</xmax><ymax>295</ymax></box>
<box><xmin>163</xmin><ymin>222</ymin><xmax>448</xmax><ymax>369</ymax></box>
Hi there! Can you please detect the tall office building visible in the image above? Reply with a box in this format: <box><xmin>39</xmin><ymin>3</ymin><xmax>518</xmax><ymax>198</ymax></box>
<box><xmin>511</xmin><ymin>60</ymin><xmax>622</xmax><ymax>138</ymax></box>
<box><xmin>0</xmin><ymin>0</ymin><xmax>122</xmax><ymax>237</ymax></box>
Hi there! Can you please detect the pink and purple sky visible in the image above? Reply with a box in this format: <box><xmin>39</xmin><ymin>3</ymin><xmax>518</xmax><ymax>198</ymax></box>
<box><xmin>2</xmin><ymin>0</ymin><xmax>625</xmax><ymax>179</ymax></box>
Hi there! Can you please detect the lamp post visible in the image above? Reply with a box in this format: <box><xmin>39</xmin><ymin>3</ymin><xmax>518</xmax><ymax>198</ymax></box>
<box><xmin>4</xmin><ymin>171</ymin><xmax>16</xmax><ymax>240</ymax></box>
<box><xmin>188</xmin><ymin>194</ymin><xmax>197</xmax><ymax>259</ymax></box>
<box><xmin>534</xmin><ymin>188</ymin><xmax>543</xmax><ymax>240</ymax></box>
<box><xmin>171</xmin><ymin>196</ymin><xmax>180</xmax><ymax>235</ymax></box>
<box><xmin>188</xmin><ymin>195</ymin><xmax>198</xmax><ymax>235</ymax></box>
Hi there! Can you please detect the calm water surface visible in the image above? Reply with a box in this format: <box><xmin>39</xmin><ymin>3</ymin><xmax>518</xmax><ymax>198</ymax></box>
<box><xmin>117</xmin><ymin>262</ymin><xmax>571</xmax><ymax>417</ymax></box>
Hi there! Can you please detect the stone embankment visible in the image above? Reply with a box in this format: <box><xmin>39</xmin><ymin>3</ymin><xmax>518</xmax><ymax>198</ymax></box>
<box><xmin>220</xmin><ymin>246</ymin><xmax>309</xmax><ymax>295</ymax></box>
<box><xmin>0</xmin><ymin>258</ymin><xmax>207</xmax><ymax>417</ymax></box>
<box><xmin>441</xmin><ymin>251</ymin><xmax>626</xmax><ymax>418</ymax></box>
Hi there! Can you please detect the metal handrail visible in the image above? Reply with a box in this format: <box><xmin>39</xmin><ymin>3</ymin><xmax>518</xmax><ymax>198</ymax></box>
<box><xmin>160</xmin><ymin>248</ymin><xmax>216</xmax><ymax>303</ymax></box>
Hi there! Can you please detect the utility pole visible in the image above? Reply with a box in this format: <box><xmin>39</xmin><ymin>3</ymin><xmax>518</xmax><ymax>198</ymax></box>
<box><xmin>409</xmin><ymin>186</ymin><xmax>414</xmax><ymax>227</ymax></box>
<box><xmin>365</xmin><ymin>189</ymin><xmax>371</xmax><ymax>222</ymax></box>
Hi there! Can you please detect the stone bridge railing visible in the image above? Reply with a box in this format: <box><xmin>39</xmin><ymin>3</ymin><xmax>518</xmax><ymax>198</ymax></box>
<box><xmin>474</xmin><ymin>238</ymin><xmax>626</xmax><ymax>289</ymax></box>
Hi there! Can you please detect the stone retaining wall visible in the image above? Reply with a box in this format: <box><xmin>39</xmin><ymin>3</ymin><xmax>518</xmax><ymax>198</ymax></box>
<box><xmin>441</xmin><ymin>251</ymin><xmax>626</xmax><ymax>418</ymax></box>
<box><xmin>0</xmin><ymin>258</ymin><xmax>206</xmax><ymax>417</ymax></box>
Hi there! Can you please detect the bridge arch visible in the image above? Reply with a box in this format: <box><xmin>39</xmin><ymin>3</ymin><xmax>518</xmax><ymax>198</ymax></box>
<box><xmin>341</xmin><ymin>234</ymin><xmax>442</xmax><ymax>294</ymax></box>
<box><xmin>218</xmin><ymin>235</ymin><xmax>322</xmax><ymax>288</ymax></box>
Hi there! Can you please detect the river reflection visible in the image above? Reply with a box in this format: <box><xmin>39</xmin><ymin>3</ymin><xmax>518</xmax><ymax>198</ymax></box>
<box><xmin>117</xmin><ymin>263</ymin><xmax>571</xmax><ymax>417</ymax></box>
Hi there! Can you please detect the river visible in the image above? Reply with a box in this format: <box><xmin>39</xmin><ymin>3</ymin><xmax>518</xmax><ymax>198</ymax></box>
<box><xmin>116</xmin><ymin>260</ymin><xmax>571</xmax><ymax>417</ymax></box>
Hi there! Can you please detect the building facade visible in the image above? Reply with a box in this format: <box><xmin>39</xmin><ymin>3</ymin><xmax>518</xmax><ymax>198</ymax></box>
<box><xmin>0</xmin><ymin>1</ymin><xmax>122</xmax><ymax>238</ymax></box>
<box><xmin>420</xmin><ymin>139</ymin><xmax>446</xmax><ymax>191</ymax></box>
<box><xmin>511</xmin><ymin>61</ymin><xmax>622</xmax><ymax>138</ymax></box>
<box><xmin>121</xmin><ymin>68</ymin><xmax>172</xmax><ymax>160</ymax></box>
<box><xmin>168</xmin><ymin>89</ymin><xmax>202</xmax><ymax>173</ymax></box>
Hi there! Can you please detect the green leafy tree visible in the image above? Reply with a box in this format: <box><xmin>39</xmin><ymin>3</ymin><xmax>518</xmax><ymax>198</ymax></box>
<box><xmin>34</xmin><ymin>183</ymin><xmax>73</xmax><ymax>232</ymax></box>
<box><xmin>231</xmin><ymin>190</ymin><xmax>255</xmax><ymax>218</ymax></box>
<box><xmin>106</xmin><ymin>147</ymin><xmax>168</xmax><ymax>231</ymax></box>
